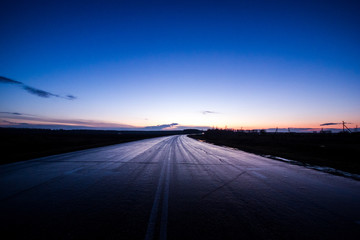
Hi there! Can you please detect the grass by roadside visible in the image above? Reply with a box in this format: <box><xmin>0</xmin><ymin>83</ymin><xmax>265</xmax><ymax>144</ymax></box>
<box><xmin>189</xmin><ymin>129</ymin><xmax>360</xmax><ymax>176</ymax></box>
<box><xmin>0</xmin><ymin>128</ymin><xmax>200</xmax><ymax>165</ymax></box>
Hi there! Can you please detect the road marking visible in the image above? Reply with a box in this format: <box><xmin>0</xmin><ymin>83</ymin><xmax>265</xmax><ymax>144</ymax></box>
<box><xmin>145</xmin><ymin>147</ymin><xmax>171</xmax><ymax>240</ymax></box>
<box><xmin>160</xmin><ymin>148</ymin><xmax>171</xmax><ymax>240</ymax></box>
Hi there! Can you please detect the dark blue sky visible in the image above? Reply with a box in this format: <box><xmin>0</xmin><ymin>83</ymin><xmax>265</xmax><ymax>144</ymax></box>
<box><xmin>1</xmin><ymin>0</ymin><xmax>359</xmax><ymax>129</ymax></box>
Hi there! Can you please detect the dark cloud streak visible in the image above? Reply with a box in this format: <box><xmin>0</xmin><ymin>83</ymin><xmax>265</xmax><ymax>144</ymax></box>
<box><xmin>0</xmin><ymin>119</ymin><xmax>18</xmax><ymax>124</ymax></box>
<box><xmin>0</xmin><ymin>112</ymin><xmax>136</xmax><ymax>128</ymax></box>
<box><xmin>23</xmin><ymin>86</ymin><xmax>59</xmax><ymax>98</ymax></box>
<box><xmin>0</xmin><ymin>112</ymin><xmax>22</xmax><ymax>115</ymax></box>
<box><xmin>0</xmin><ymin>76</ymin><xmax>22</xmax><ymax>84</ymax></box>
<box><xmin>66</xmin><ymin>95</ymin><xmax>77</xmax><ymax>100</ymax></box>
<box><xmin>0</xmin><ymin>75</ymin><xmax>76</xmax><ymax>100</ymax></box>
<box><xmin>144</xmin><ymin>123</ymin><xmax>179</xmax><ymax>130</ymax></box>
<box><xmin>320</xmin><ymin>122</ymin><xmax>351</xmax><ymax>126</ymax></box>
<box><xmin>320</xmin><ymin>123</ymin><xmax>340</xmax><ymax>126</ymax></box>
<box><xmin>202</xmin><ymin>111</ymin><xmax>218</xmax><ymax>115</ymax></box>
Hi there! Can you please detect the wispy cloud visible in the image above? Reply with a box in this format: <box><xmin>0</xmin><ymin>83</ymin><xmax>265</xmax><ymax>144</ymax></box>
<box><xmin>0</xmin><ymin>112</ymin><xmax>131</xmax><ymax>127</ymax></box>
<box><xmin>0</xmin><ymin>119</ymin><xmax>18</xmax><ymax>124</ymax></box>
<box><xmin>0</xmin><ymin>112</ymin><xmax>136</xmax><ymax>129</ymax></box>
<box><xmin>66</xmin><ymin>94</ymin><xmax>77</xmax><ymax>100</ymax></box>
<box><xmin>144</xmin><ymin>123</ymin><xmax>179</xmax><ymax>130</ymax></box>
<box><xmin>23</xmin><ymin>86</ymin><xmax>60</xmax><ymax>98</ymax></box>
<box><xmin>0</xmin><ymin>111</ymin><xmax>22</xmax><ymax>115</ymax></box>
<box><xmin>320</xmin><ymin>122</ymin><xmax>341</xmax><ymax>126</ymax></box>
<box><xmin>202</xmin><ymin>110</ymin><xmax>218</xmax><ymax>115</ymax></box>
<box><xmin>0</xmin><ymin>113</ymin><xmax>209</xmax><ymax>131</ymax></box>
<box><xmin>0</xmin><ymin>76</ymin><xmax>22</xmax><ymax>84</ymax></box>
<box><xmin>320</xmin><ymin>122</ymin><xmax>351</xmax><ymax>126</ymax></box>
<box><xmin>0</xmin><ymin>76</ymin><xmax>76</xmax><ymax>100</ymax></box>
<box><xmin>167</xmin><ymin>124</ymin><xmax>209</xmax><ymax>131</ymax></box>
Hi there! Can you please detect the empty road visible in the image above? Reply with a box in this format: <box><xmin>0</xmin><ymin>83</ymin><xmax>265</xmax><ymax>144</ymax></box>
<box><xmin>0</xmin><ymin>135</ymin><xmax>359</xmax><ymax>239</ymax></box>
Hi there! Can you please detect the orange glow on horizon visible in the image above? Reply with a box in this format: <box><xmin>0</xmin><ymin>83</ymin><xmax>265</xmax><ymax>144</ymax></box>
<box><xmin>1</xmin><ymin>113</ymin><xmax>358</xmax><ymax>131</ymax></box>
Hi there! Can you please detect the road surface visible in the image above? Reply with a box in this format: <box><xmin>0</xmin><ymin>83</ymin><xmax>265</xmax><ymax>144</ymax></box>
<box><xmin>0</xmin><ymin>135</ymin><xmax>359</xmax><ymax>239</ymax></box>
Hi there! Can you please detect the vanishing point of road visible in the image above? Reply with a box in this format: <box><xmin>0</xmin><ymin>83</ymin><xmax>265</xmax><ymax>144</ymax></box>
<box><xmin>0</xmin><ymin>135</ymin><xmax>359</xmax><ymax>239</ymax></box>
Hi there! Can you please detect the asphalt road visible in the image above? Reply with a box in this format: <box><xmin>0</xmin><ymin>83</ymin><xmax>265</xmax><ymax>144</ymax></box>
<box><xmin>0</xmin><ymin>135</ymin><xmax>359</xmax><ymax>240</ymax></box>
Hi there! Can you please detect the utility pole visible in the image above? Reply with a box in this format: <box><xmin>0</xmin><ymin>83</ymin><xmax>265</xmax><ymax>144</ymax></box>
<box><xmin>342</xmin><ymin>121</ymin><xmax>352</xmax><ymax>133</ymax></box>
<box><xmin>274</xmin><ymin>127</ymin><xmax>278</xmax><ymax>134</ymax></box>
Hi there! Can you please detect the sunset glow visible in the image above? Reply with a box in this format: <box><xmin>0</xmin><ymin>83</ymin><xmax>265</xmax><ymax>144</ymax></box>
<box><xmin>1</xmin><ymin>1</ymin><xmax>359</xmax><ymax>131</ymax></box>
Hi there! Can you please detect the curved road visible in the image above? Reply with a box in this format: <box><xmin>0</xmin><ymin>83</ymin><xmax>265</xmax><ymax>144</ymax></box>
<box><xmin>0</xmin><ymin>135</ymin><xmax>359</xmax><ymax>239</ymax></box>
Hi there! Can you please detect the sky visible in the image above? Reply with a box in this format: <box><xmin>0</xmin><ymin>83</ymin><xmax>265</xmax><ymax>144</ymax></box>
<box><xmin>1</xmin><ymin>0</ymin><xmax>359</xmax><ymax>131</ymax></box>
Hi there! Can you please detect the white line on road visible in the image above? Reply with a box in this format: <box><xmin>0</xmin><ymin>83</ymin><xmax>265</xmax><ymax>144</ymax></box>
<box><xmin>160</xmin><ymin>148</ymin><xmax>171</xmax><ymax>240</ymax></box>
<box><xmin>144</xmin><ymin>145</ymin><xmax>172</xmax><ymax>240</ymax></box>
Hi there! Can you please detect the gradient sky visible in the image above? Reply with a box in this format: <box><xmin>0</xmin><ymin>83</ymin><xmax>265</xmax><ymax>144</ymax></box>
<box><xmin>1</xmin><ymin>0</ymin><xmax>359</xmax><ymax>130</ymax></box>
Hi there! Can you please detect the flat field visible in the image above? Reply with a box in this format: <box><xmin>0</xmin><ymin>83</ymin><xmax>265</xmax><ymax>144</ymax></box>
<box><xmin>0</xmin><ymin>128</ymin><xmax>199</xmax><ymax>165</ymax></box>
<box><xmin>190</xmin><ymin>130</ymin><xmax>360</xmax><ymax>176</ymax></box>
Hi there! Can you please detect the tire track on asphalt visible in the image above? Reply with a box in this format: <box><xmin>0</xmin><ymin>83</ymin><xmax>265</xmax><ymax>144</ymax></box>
<box><xmin>144</xmin><ymin>137</ymin><xmax>175</xmax><ymax>240</ymax></box>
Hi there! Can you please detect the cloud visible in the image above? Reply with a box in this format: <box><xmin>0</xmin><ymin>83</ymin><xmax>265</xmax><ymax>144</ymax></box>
<box><xmin>202</xmin><ymin>110</ymin><xmax>218</xmax><ymax>115</ymax></box>
<box><xmin>0</xmin><ymin>112</ymin><xmax>131</xmax><ymax>127</ymax></box>
<box><xmin>320</xmin><ymin>122</ymin><xmax>342</xmax><ymax>126</ymax></box>
<box><xmin>0</xmin><ymin>113</ymin><xmax>209</xmax><ymax>131</ymax></box>
<box><xmin>0</xmin><ymin>76</ymin><xmax>22</xmax><ymax>84</ymax></box>
<box><xmin>23</xmin><ymin>86</ymin><xmax>59</xmax><ymax>98</ymax></box>
<box><xmin>0</xmin><ymin>119</ymin><xmax>18</xmax><ymax>124</ymax></box>
<box><xmin>0</xmin><ymin>75</ymin><xmax>76</xmax><ymax>100</ymax></box>
<box><xmin>66</xmin><ymin>94</ymin><xmax>77</xmax><ymax>100</ymax></box>
<box><xmin>0</xmin><ymin>111</ymin><xmax>22</xmax><ymax>115</ymax></box>
<box><xmin>166</xmin><ymin>124</ymin><xmax>209</xmax><ymax>131</ymax></box>
<box><xmin>144</xmin><ymin>123</ymin><xmax>179</xmax><ymax>130</ymax></box>
<box><xmin>320</xmin><ymin>122</ymin><xmax>351</xmax><ymax>126</ymax></box>
<box><xmin>0</xmin><ymin>112</ymin><xmax>137</xmax><ymax>130</ymax></box>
